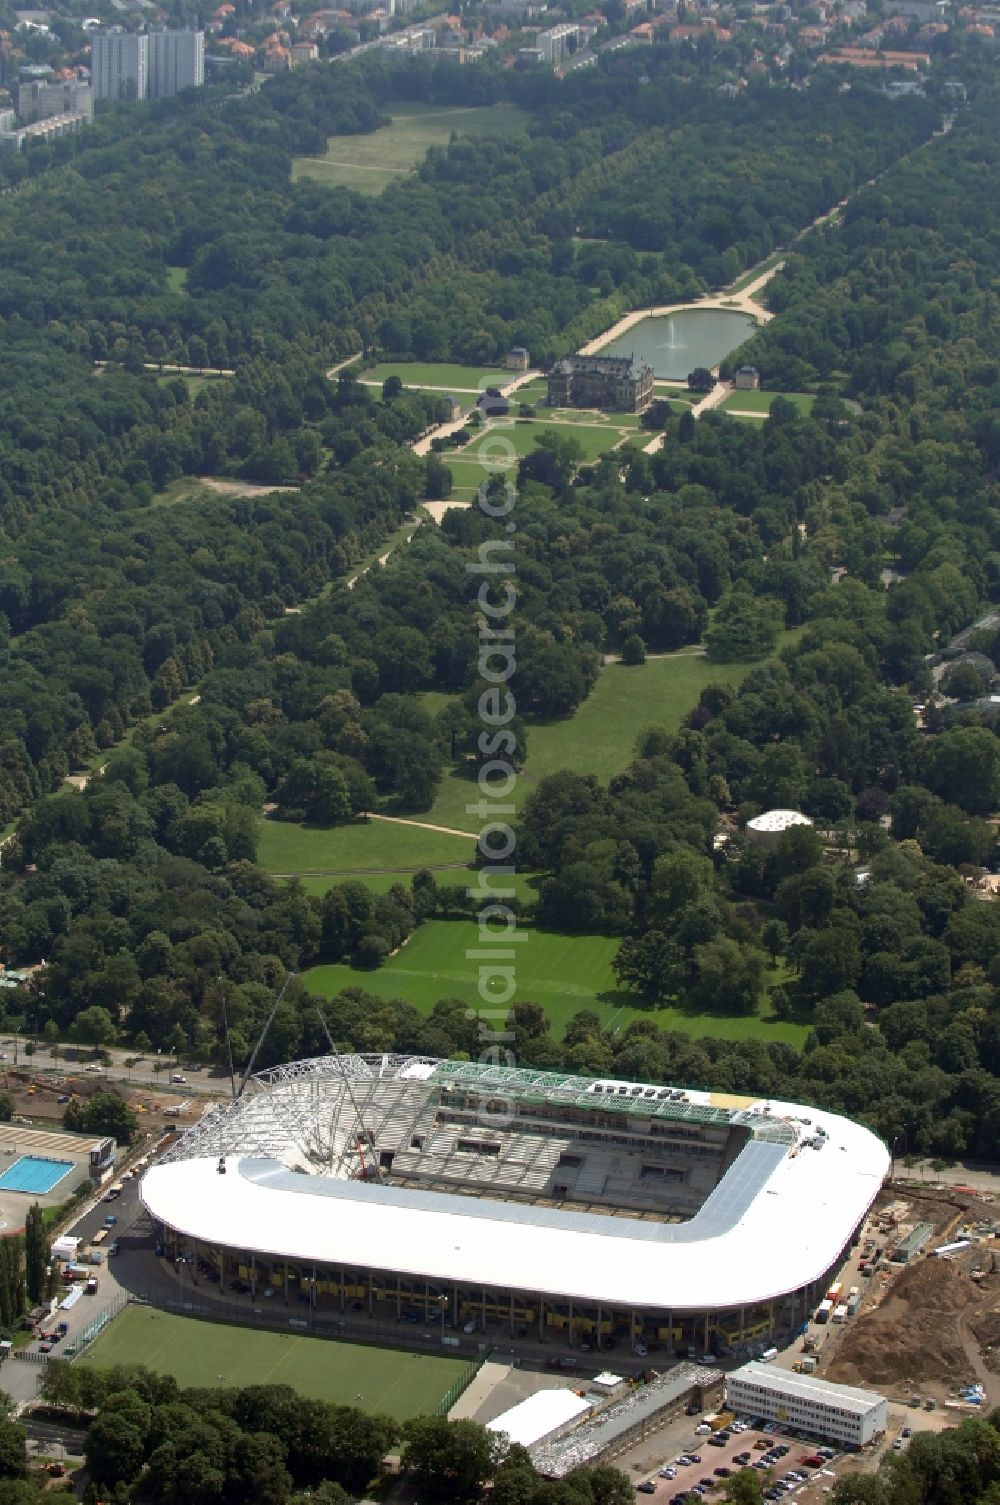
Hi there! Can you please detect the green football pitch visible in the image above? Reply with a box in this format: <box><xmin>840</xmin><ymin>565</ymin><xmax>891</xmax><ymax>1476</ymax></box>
<box><xmin>79</xmin><ymin>1306</ymin><xmax>470</xmax><ymax>1419</ymax></box>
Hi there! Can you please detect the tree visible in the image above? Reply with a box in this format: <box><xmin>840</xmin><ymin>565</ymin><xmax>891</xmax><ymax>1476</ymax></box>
<box><xmin>688</xmin><ymin>367</ymin><xmax>716</xmax><ymax>391</ymax></box>
<box><xmin>921</xmin><ymin>727</ymin><xmax>1000</xmax><ymax>816</ymax></box>
<box><xmin>0</xmin><ymin>1418</ymin><xmax>27</xmax><ymax>1481</ymax></box>
<box><xmin>425</xmin><ymin>453</ymin><xmax>453</xmax><ymax>500</ymax></box>
<box><xmin>692</xmin><ymin>938</ymin><xmax>767</xmax><ymax>1016</ymax></box>
<box><xmin>724</xmin><ymin>1470</ymin><xmax>766</xmax><ymax>1504</ymax></box>
<box><xmin>402</xmin><ymin>1416</ymin><xmax>505</xmax><ymax>1504</ymax></box>
<box><xmin>70</xmin><ymin>1006</ymin><xmax>117</xmax><ymax>1051</ymax></box>
<box><xmin>84</xmin><ymin>1413</ymin><xmax>145</xmax><ymax>1486</ymax></box>
<box><xmin>23</xmin><ymin>1204</ymin><xmax>48</xmax><ymax>1306</ymax></box>
<box><xmin>66</xmin><ymin>1092</ymin><xmax>138</xmax><ymax>1147</ymax></box>
<box><xmin>613</xmin><ymin>931</ymin><xmax>685</xmax><ymax>1000</ymax></box>
<box><xmin>705</xmin><ymin>591</ymin><xmax>783</xmax><ymax>662</ymax></box>
<box><xmin>620</xmin><ymin>634</ymin><xmax>646</xmax><ymax>665</ymax></box>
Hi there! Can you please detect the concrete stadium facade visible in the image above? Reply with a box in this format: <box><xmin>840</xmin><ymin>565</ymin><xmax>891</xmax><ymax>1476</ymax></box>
<box><xmin>141</xmin><ymin>1057</ymin><xmax>889</xmax><ymax>1359</ymax></box>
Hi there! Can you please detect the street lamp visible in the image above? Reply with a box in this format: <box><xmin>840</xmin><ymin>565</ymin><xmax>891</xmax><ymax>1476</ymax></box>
<box><xmin>438</xmin><ymin>1293</ymin><xmax>449</xmax><ymax>1341</ymax></box>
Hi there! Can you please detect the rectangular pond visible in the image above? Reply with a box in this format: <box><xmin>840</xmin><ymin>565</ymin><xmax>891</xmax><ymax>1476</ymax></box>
<box><xmin>597</xmin><ymin>307</ymin><xmax>758</xmax><ymax>381</ymax></box>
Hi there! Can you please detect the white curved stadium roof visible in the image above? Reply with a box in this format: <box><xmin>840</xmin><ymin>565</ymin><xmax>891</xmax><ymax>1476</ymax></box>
<box><xmin>141</xmin><ymin>1057</ymin><xmax>888</xmax><ymax>1312</ymax></box>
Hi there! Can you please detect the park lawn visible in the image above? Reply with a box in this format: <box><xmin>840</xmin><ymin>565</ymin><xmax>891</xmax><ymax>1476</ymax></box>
<box><xmin>256</xmin><ymin>816</ymin><xmax>476</xmax><ymax>877</ymax></box>
<box><xmin>289</xmin><ymin>868</ymin><xmax>544</xmax><ymax>902</ymax></box>
<box><xmin>157</xmin><ymin>373</ymin><xmax>226</xmax><ymax>399</ymax></box>
<box><xmin>342</xmin><ymin>519</ymin><xmax>421</xmax><ymax>588</ymax></box>
<box><xmin>413</xmin><ymin>650</ymin><xmax>763</xmax><ymax>833</ymax></box>
<box><xmin>292</xmin><ymin>101</ymin><xmax>530</xmax><ymax>194</ymax></box>
<box><xmin>720</xmin><ymin>390</ymin><xmax>815</xmax><ymax>416</ymax></box>
<box><xmin>151</xmin><ymin>477</ymin><xmax>219</xmax><ymax>509</ymax></box>
<box><xmin>520</xmin><ymin>652</ymin><xmax>751</xmax><ymax>796</ymax></box>
<box><xmin>728</xmin><ymin>251</ymin><xmax>785</xmax><ymax>292</ymax></box>
<box><xmin>360</xmin><ymin>361</ymin><xmax>508</xmax><ymax>392</ymax></box>
<box><xmin>304</xmin><ymin>919</ymin><xmax>810</xmax><ymax>1045</ymax></box>
<box><xmin>80</xmin><ymin>1306</ymin><xmax>465</xmax><ymax>1418</ymax></box>
<box><xmin>539</xmin><ymin>407</ymin><xmax>645</xmax><ymax>430</ymax></box>
<box><xmin>442</xmin><ymin>421</ymin><xmax>625</xmax><ymax>492</ymax></box>
<box><xmin>653</xmin><ymin>384</ymin><xmax>700</xmax><ymax>402</ymax></box>
<box><xmin>513</xmin><ymin>378</ymin><xmax>547</xmax><ymax>403</ymax></box>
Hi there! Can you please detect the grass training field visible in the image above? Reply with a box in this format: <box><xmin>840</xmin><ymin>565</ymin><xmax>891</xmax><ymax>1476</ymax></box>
<box><xmin>292</xmin><ymin>101</ymin><xmax>530</xmax><ymax>195</ymax></box>
<box><xmin>80</xmin><ymin>1306</ymin><xmax>466</xmax><ymax>1418</ymax></box>
<box><xmin>304</xmin><ymin>919</ymin><xmax>810</xmax><ymax>1045</ymax></box>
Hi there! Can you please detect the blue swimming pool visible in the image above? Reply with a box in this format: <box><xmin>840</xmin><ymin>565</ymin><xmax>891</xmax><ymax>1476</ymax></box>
<box><xmin>0</xmin><ymin>1156</ymin><xmax>74</xmax><ymax>1195</ymax></box>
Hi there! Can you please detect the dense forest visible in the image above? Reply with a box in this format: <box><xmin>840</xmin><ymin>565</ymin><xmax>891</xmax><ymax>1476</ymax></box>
<box><xmin>0</xmin><ymin>43</ymin><xmax>997</xmax><ymax>1165</ymax></box>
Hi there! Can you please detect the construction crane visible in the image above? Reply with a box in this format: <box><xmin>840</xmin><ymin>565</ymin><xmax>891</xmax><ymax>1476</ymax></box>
<box><xmin>237</xmin><ymin>971</ymin><xmax>295</xmax><ymax>1099</ymax></box>
<box><xmin>316</xmin><ymin>1007</ymin><xmax>382</xmax><ymax>1182</ymax></box>
<box><xmin>218</xmin><ymin>974</ymin><xmax>237</xmax><ymax>1101</ymax></box>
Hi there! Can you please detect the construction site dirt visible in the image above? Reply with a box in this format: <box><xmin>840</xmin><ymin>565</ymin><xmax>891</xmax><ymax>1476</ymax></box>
<box><xmin>827</xmin><ymin>1248</ymin><xmax>1000</xmax><ymax>1405</ymax></box>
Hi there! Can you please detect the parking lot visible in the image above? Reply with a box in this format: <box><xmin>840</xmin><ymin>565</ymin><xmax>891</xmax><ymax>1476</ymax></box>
<box><xmin>634</xmin><ymin>1420</ymin><xmax>842</xmax><ymax>1500</ymax></box>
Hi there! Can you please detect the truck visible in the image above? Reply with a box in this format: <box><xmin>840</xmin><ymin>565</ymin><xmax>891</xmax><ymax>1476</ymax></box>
<box><xmin>847</xmin><ymin>1294</ymin><xmax>861</xmax><ymax>1317</ymax></box>
<box><xmin>832</xmin><ymin>1303</ymin><xmax>849</xmax><ymax>1324</ymax></box>
<box><xmin>815</xmin><ymin>1300</ymin><xmax>833</xmax><ymax>1324</ymax></box>
<box><xmin>85</xmin><ymin>1277</ymin><xmax>99</xmax><ymax>1295</ymax></box>
<box><xmin>826</xmin><ymin>1281</ymin><xmax>843</xmax><ymax>1304</ymax></box>
<box><xmin>848</xmin><ymin>1285</ymin><xmax>859</xmax><ymax>1302</ymax></box>
<box><xmin>760</xmin><ymin>1347</ymin><xmax>779</xmax><ymax>1363</ymax></box>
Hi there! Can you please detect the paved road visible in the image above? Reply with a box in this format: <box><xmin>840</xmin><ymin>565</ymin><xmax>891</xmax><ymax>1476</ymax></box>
<box><xmin>3</xmin><ymin>1173</ymin><xmax>146</xmax><ymax>1411</ymax></box>
<box><xmin>1</xmin><ymin>1036</ymin><xmax>231</xmax><ymax>1101</ymax></box>
<box><xmin>894</xmin><ymin>1162</ymin><xmax>1000</xmax><ymax>1196</ymax></box>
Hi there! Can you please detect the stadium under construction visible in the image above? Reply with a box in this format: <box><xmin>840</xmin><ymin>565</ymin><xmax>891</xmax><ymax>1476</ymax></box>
<box><xmin>140</xmin><ymin>1056</ymin><xmax>889</xmax><ymax>1357</ymax></box>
